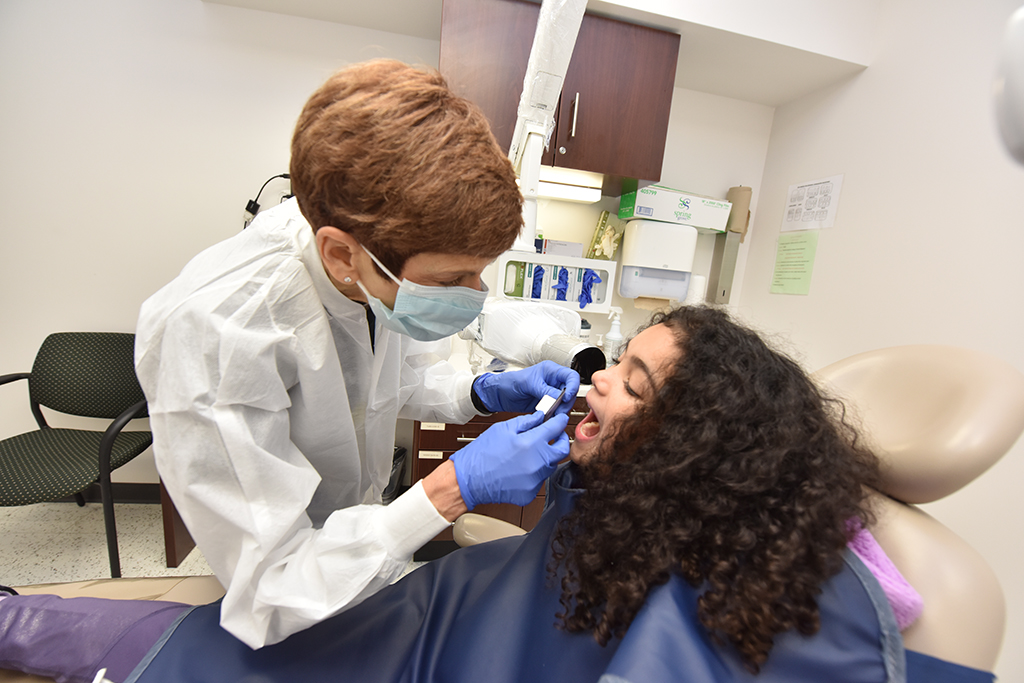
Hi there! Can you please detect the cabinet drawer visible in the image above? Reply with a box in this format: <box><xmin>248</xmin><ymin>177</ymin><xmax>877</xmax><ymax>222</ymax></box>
<box><xmin>412</xmin><ymin>449</ymin><xmax>454</xmax><ymax>481</ymax></box>
<box><xmin>416</xmin><ymin>397</ymin><xmax>589</xmax><ymax>450</ymax></box>
<box><xmin>416</xmin><ymin>420</ymin><xmax>498</xmax><ymax>449</ymax></box>
<box><xmin>411</xmin><ymin>394</ymin><xmax>589</xmax><ymax>536</ymax></box>
<box><xmin>567</xmin><ymin>398</ymin><xmax>590</xmax><ymax>424</ymax></box>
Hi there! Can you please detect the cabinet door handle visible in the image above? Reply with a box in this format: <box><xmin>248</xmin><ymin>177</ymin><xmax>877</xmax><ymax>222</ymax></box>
<box><xmin>456</xmin><ymin>437</ymin><xmax>477</xmax><ymax>443</ymax></box>
<box><xmin>570</xmin><ymin>410</ymin><xmax>587</xmax><ymax>417</ymax></box>
<box><xmin>570</xmin><ymin>92</ymin><xmax>580</xmax><ymax>138</ymax></box>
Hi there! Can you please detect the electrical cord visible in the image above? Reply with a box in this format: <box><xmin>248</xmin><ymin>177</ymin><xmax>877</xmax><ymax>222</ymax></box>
<box><xmin>243</xmin><ymin>173</ymin><xmax>291</xmax><ymax>228</ymax></box>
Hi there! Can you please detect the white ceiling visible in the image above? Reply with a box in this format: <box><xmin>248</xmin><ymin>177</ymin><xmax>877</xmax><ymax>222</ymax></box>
<box><xmin>205</xmin><ymin>0</ymin><xmax>445</xmax><ymax>39</ymax></box>
<box><xmin>203</xmin><ymin>0</ymin><xmax>867</xmax><ymax>107</ymax></box>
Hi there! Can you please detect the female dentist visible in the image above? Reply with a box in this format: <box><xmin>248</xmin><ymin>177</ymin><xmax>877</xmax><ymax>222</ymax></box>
<box><xmin>134</xmin><ymin>59</ymin><xmax>579</xmax><ymax>650</ymax></box>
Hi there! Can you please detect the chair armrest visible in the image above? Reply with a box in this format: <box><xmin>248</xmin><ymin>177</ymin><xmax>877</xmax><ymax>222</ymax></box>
<box><xmin>453</xmin><ymin>513</ymin><xmax>526</xmax><ymax>547</ymax></box>
<box><xmin>98</xmin><ymin>399</ymin><xmax>150</xmax><ymax>474</ymax></box>
<box><xmin>0</xmin><ymin>372</ymin><xmax>30</xmax><ymax>387</ymax></box>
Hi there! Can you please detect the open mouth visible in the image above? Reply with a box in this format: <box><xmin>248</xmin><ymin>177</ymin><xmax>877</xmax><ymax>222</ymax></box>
<box><xmin>574</xmin><ymin>407</ymin><xmax>601</xmax><ymax>442</ymax></box>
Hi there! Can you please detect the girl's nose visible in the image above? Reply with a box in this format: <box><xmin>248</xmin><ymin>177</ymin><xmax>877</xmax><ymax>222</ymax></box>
<box><xmin>589</xmin><ymin>367</ymin><xmax>609</xmax><ymax>392</ymax></box>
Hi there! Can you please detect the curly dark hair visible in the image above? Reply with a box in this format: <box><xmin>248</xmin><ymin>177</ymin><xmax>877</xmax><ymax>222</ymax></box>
<box><xmin>551</xmin><ymin>305</ymin><xmax>880</xmax><ymax>672</ymax></box>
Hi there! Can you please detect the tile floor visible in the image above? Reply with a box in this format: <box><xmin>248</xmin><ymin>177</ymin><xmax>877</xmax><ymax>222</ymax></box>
<box><xmin>1</xmin><ymin>501</ymin><xmax>213</xmax><ymax>587</ymax></box>
<box><xmin>1</xmin><ymin>501</ymin><xmax>425</xmax><ymax>589</ymax></box>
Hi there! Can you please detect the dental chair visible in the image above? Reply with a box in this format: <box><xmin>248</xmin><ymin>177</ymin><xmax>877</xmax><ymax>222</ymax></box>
<box><xmin>814</xmin><ymin>344</ymin><xmax>1024</xmax><ymax>673</ymax></box>
<box><xmin>4</xmin><ymin>345</ymin><xmax>1023</xmax><ymax>683</ymax></box>
<box><xmin>453</xmin><ymin>344</ymin><xmax>1024</xmax><ymax>674</ymax></box>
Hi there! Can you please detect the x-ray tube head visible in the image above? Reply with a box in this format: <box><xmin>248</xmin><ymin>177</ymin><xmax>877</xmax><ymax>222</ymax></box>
<box><xmin>539</xmin><ymin>334</ymin><xmax>605</xmax><ymax>383</ymax></box>
<box><xmin>472</xmin><ymin>299</ymin><xmax>605</xmax><ymax>383</ymax></box>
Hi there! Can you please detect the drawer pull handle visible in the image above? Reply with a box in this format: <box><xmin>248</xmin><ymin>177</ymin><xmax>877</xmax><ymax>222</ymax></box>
<box><xmin>456</xmin><ymin>437</ymin><xmax>477</xmax><ymax>443</ymax></box>
<box><xmin>570</xmin><ymin>411</ymin><xmax>587</xmax><ymax>416</ymax></box>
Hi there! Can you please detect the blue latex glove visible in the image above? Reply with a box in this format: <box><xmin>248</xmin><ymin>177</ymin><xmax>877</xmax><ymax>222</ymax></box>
<box><xmin>531</xmin><ymin>265</ymin><xmax>545</xmax><ymax>298</ymax></box>
<box><xmin>552</xmin><ymin>267</ymin><xmax>569</xmax><ymax>301</ymax></box>
<box><xmin>473</xmin><ymin>360</ymin><xmax>580</xmax><ymax>415</ymax></box>
<box><xmin>449</xmin><ymin>410</ymin><xmax>571</xmax><ymax>509</ymax></box>
<box><xmin>578</xmin><ymin>268</ymin><xmax>602</xmax><ymax>309</ymax></box>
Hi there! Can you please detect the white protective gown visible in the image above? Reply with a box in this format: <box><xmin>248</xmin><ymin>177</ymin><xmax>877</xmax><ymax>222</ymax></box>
<box><xmin>135</xmin><ymin>199</ymin><xmax>480</xmax><ymax>649</ymax></box>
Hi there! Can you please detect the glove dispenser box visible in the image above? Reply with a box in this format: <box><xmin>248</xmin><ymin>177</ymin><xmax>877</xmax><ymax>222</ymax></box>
<box><xmin>617</xmin><ymin>219</ymin><xmax>698</xmax><ymax>300</ymax></box>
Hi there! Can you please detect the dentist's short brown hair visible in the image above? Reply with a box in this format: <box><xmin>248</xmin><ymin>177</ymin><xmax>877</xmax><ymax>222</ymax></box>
<box><xmin>290</xmin><ymin>59</ymin><xmax>523</xmax><ymax>276</ymax></box>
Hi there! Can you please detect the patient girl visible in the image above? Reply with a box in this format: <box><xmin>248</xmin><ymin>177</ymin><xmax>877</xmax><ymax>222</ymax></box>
<box><xmin>2</xmin><ymin>306</ymin><xmax>949</xmax><ymax>683</ymax></box>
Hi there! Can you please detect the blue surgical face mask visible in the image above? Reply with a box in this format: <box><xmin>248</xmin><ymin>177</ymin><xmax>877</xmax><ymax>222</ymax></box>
<box><xmin>355</xmin><ymin>245</ymin><xmax>488</xmax><ymax>342</ymax></box>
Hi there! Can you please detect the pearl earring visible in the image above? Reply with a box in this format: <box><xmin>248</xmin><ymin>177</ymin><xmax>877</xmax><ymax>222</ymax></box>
<box><xmin>343</xmin><ymin>277</ymin><xmax>353</xmax><ymax>283</ymax></box>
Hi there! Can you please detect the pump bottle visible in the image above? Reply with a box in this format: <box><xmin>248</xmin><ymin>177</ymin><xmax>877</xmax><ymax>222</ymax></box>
<box><xmin>603</xmin><ymin>307</ymin><xmax>623</xmax><ymax>367</ymax></box>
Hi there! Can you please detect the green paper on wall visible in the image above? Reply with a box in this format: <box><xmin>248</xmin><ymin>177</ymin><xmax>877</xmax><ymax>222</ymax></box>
<box><xmin>770</xmin><ymin>231</ymin><xmax>819</xmax><ymax>295</ymax></box>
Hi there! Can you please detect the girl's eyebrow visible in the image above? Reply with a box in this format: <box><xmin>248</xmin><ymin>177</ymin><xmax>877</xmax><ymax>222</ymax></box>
<box><xmin>623</xmin><ymin>352</ymin><xmax>655</xmax><ymax>387</ymax></box>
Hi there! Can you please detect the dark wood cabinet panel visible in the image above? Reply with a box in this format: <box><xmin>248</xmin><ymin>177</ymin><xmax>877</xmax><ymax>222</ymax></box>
<box><xmin>548</xmin><ymin>13</ymin><xmax>679</xmax><ymax>183</ymax></box>
<box><xmin>438</xmin><ymin>0</ymin><xmax>537</xmax><ymax>153</ymax></box>
<box><xmin>439</xmin><ymin>0</ymin><xmax>679</xmax><ymax>190</ymax></box>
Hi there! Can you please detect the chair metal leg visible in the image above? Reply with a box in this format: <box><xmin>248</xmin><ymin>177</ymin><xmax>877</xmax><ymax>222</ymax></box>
<box><xmin>97</xmin><ymin>417</ymin><xmax>129</xmax><ymax>579</ymax></box>
<box><xmin>73</xmin><ymin>492</ymin><xmax>86</xmax><ymax>507</ymax></box>
<box><xmin>99</xmin><ymin>473</ymin><xmax>122</xmax><ymax>579</ymax></box>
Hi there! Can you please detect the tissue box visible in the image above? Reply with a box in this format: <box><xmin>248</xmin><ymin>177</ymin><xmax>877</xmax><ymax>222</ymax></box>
<box><xmin>618</xmin><ymin>185</ymin><xmax>732</xmax><ymax>233</ymax></box>
<box><xmin>538</xmin><ymin>239</ymin><xmax>584</xmax><ymax>258</ymax></box>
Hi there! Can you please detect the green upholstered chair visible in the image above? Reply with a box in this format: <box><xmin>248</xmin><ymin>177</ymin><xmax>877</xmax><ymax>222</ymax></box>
<box><xmin>0</xmin><ymin>332</ymin><xmax>152</xmax><ymax>578</ymax></box>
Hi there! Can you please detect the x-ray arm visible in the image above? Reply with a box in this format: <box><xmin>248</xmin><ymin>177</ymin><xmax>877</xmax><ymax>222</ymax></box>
<box><xmin>508</xmin><ymin>0</ymin><xmax>587</xmax><ymax>251</ymax></box>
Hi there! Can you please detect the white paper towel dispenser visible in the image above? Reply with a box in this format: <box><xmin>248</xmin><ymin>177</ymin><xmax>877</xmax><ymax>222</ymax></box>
<box><xmin>617</xmin><ymin>219</ymin><xmax>698</xmax><ymax>300</ymax></box>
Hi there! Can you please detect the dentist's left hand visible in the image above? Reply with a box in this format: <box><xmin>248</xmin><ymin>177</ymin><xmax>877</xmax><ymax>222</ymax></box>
<box><xmin>449</xmin><ymin>410</ymin><xmax>571</xmax><ymax>510</ymax></box>
<box><xmin>472</xmin><ymin>360</ymin><xmax>580</xmax><ymax>416</ymax></box>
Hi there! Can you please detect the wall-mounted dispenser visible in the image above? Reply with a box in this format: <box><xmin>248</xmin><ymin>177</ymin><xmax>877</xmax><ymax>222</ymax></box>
<box><xmin>497</xmin><ymin>251</ymin><xmax>616</xmax><ymax>315</ymax></box>
<box><xmin>617</xmin><ymin>219</ymin><xmax>698</xmax><ymax>301</ymax></box>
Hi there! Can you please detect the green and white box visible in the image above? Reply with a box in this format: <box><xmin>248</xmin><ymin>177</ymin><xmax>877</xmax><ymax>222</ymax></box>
<box><xmin>619</xmin><ymin>185</ymin><xmax>732</xmax><ymax>233</ymax></box>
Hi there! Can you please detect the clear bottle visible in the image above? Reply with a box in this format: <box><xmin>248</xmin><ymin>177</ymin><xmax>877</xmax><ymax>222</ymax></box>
<box><xmin>603</xmin><ymin>308</ymin><xmax>623</xmax><ymax>366</ymax></box>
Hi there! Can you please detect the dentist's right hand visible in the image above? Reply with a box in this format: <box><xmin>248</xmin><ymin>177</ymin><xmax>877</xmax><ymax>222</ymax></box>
<box><xmin>449</xmin><ymin>410</ymin><xmax>571</xmax><ymax>510</ymax></box>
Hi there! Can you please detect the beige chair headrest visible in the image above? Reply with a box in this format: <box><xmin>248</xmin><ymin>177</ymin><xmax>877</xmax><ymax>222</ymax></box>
<box><xmin>814</xmin><ymin>345</ymin><xmax>1024</xmax><ymax>504</ymax></box>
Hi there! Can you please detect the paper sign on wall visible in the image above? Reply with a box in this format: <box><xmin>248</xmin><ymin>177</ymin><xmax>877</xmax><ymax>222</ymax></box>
<box><xmin>770</xmin><ymin>231</ymin><xmax>819</xmax><ymax>295</ymax></box>
<box><xmin>782</xmin><ymin>174</ymin><xmax>843</xmax><ymax>231</ymax></box>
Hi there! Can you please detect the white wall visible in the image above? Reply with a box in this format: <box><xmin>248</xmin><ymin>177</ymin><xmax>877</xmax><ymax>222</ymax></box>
<box><xmin>600</xmin><ymin>0</ymin><xmax>882</xmax><ymax>64</ymax></box>
<box><xmin>0</xmin><ymin>0</ymin><xmax>774</xmax><ymax>482</ymax></box>
<box><xmin>4</xmin><ymin>0</ymin><xmax>1023</xmax><ymax>676</ymax></box>
<box><xmin>737</xmin><ymin>0</ymin><xmax>1024</xmax><ymax>679</ymax></box>
<box><xmin>0</xmin><ymin>0</ymin><xmax>439</xmax><ymax>481</ymax></box>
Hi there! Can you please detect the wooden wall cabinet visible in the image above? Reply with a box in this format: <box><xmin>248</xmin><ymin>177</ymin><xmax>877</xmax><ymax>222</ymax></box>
<box><xmin>439</xmin><ymin>0</ymin><xmax>680</xmax><ymax>195</ymax></box>
<box><xmin>411</xmin><ymin>396</ymin><xmax>590</xmax><ymax>543</ymax></box>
